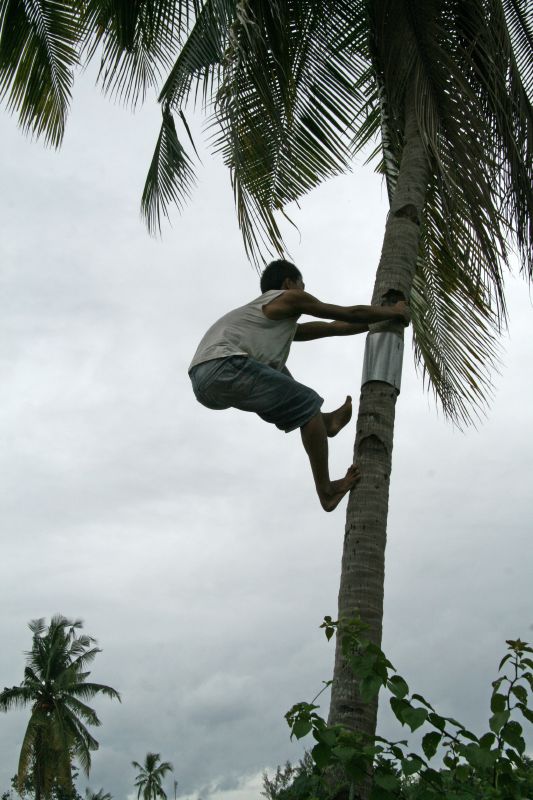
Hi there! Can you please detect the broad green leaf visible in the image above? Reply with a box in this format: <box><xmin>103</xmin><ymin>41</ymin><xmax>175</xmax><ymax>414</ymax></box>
<box><xmin>403</xmin><ymin>706</ymin><xmax>428</xmax><ymax>732</ymax></box>
<box><xmin>510</xmin><ymin>684</ymin><xmax>527</xmax><ymax>704</ymax></box>
<box><xmin>490</xmin><ymin>692</ymin><xmax>507</xmax><ymax>713</ymax></box>
<box><xmin>444</xmin><ymin>716</ymin><xmax>465</xmax><ymax>728</ymax></box>
<box><xmin>457</xmin><ymin>728</ymin><xmax>479</xmax><ymax>742</ymax></box>
<box><xmin>489</xmin><ymin>710</ymin><xmax>511</xmax><ymax>733</ymax></box>
<box><xmin>411</xmin><ymin>693</ymin><xmax>435</xmax><ymax>711</ymax></box>
<box><xmin>390</xmin><ymin>744</ymin><xmax>405</xmax><ymax>759</ymax></box>
<box><xmin>311</xmin><ymin>742</ymin><xmax>332</xmax><ymax>769</ymax></box>
<box><xmin>443</xmin><ymin>753</ymin><xmax>458</xmax><ymax>769</ymax></box>
<box><xmin>422</xmin><ymin>731</ymin><xmax>442</xmax><ymax>760</ymax></box>
<box><xmin>463</xmin><ymin>743</ymin><xmax>496</xmax><ymax>770</ymax></box>
<box><xmin>518</xmin><ymin>704</ymin><xmax>533</xmax><ymax>723</ymax></box>
<box><xmin>390</xmin><ymin>697</ymin><xmax>410</xmax><ymax>725</ymax></box>
<box><xmin>387</xmin><ymin>675</ymin><xmax>409</xmax><ymax>699</ymax></box>
<box><xmin>292</xmin><ymin>718</ymin><xmax>312</xmax><ymax>739</ymax></box>
<box><xmin>360</xmin><ymin>674</ymin><xmax>384</xmax><ymax>703</ymax></box>
<box><xmin>505</xmin><ymin>747</ymin><xmax>522</xmax><ymax>766</ymax></box>
<box><xmin>331</xmin><ymin>745</ymin><xmax>358</xmax><ymax>764</ymax></box>
<box><xmin>313</xmin><ymin>727</ymin><xmax>337</xmax><ymax>747</ymax></box>
<box><xmin>479</xmin><ymin>732</ymin><xmax>496</xmax><ymax>749</ymax></box>
<box><xmin>501</xmin><ymin>721</ymin><xmax>525</xmax><ymax>754</ymax></box>
<box><xmin>498</xmin><ymin>653</ymin><xmax>512</xmax><ymax>670</ymax></box>
<box><xmin>428</xmin><ymin>712</ymin><xmax>446</xmax><ymax>731</ymax></box>
<box><xmin>401</xmin><ymin>755</ymin><xmax>424</xmax><ymax>776</ymax></box>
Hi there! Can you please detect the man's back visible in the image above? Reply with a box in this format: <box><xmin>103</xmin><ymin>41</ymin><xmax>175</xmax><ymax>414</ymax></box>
<box><xmin>189</xmin><ymin>289</ymin><xmax>298</xmax><ymax>372</ymax></box>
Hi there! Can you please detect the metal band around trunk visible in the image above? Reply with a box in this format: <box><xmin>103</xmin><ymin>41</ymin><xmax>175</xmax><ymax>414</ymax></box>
<box><xmin>361</xmin><ymin>331</ymin><xmax>404</xmax><ymax>392</ymax></box>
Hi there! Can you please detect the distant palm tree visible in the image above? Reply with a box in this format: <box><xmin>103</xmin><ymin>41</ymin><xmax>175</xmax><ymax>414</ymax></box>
<box><xmin>0</xmin><ymin>615</ymin><xmax>120</xmax><ymax>800</ymax></box>
<box><xmin>85</xmin><ymin>789</ymin><xmax>113</xmax><ymax>800</ymax></box>
<box><xmin>132</xmin><ymin>753</ymin><xmax>173</xmax><ymax>800</ymax></box>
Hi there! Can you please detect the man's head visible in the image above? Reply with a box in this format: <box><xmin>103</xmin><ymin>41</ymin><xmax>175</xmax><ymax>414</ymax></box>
<box><xmin>260</xmin><ymin>259</ymin><xmax>304</xmax><ymax>292</ymax></box>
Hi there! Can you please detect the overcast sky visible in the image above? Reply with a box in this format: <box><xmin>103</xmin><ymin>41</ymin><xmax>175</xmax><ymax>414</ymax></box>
<box><xmin>1</xmin><ymin>66</ymin><xmax>532</xmax><ymax>800</ymax></box>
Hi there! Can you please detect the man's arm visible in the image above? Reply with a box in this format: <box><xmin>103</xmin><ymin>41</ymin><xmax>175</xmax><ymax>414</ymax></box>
<box><xmin>264</xmin><ymin>289</ymin><xmax>410</xmax><ymax>325</ymax></box>
<box><xmin>293</xmin><ymin>320</ymin><xmax>369</xmax><ymax>341</ymax></box>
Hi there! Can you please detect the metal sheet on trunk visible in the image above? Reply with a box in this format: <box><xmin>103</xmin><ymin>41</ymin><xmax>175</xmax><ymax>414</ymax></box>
<box><xmin>361</xmin><ymin>331</ymin><xmax>404</xmax><ymax>391</ymax></box>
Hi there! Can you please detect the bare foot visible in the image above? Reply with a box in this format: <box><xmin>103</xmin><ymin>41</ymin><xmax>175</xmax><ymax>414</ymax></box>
<box><xmin>319</xmin><ymin>464</ymin><xmax>361</xmax><ymax>512</ymax></box>
<box><xmin>323</xmin><ymin>396</ymin><xmax>352</xmax><ymax>438</ymax></box>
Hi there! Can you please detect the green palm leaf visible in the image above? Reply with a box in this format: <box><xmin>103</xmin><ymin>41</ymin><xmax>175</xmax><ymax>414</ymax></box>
<box><xmin>67</xmin><ymin>679</ymin><xmax>121</xmax><ymax>702</ymax></box>
<box><xmin>503</xmin><ymin>0</ymin><xmax>533</xmax><ymax>98</ymax></box>
<box><xmin>141</xmin><ymin>103</ymin><xmax>196</xmax><ymax>233</ymax></box>
<box><xmin>0</xmin><ymin>0</ymin><xmax>80</xmax><ymax>146</ymax></box>
<box><xmin>210</xmin><ymin>0</ymin><xmax>369</xmax><ymax>259</ymax></box>
<box><xmin>157</xmin><ymin>0</ymin><xmax>231</xmax><ymax>109</ymax></box>
<box><xmin>80</xmin><ymin>0</ymin><xmax>194</xmax><ymax>106</ymax></box>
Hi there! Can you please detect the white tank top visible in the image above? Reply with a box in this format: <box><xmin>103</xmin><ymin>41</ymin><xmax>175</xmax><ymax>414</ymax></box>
<box><xmin>189</xmin><ymin>290</ymin><xmax>297</xmax><ymax>372</ymax></box>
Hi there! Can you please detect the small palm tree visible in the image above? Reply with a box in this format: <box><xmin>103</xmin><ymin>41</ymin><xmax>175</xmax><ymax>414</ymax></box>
<box><xmin>86</xmin><ymin>789</ymin><xmax>113</xmax><ymax>800</ymax></box>
<box><xmin>0</xmin><ymin>615</ymin><xmax>120</xmax><ymax>800</ymax></box>
<box><xmin>132</xmin><ymin>753</ymin><xmax>174</xmax><ymax>800</ymax></box>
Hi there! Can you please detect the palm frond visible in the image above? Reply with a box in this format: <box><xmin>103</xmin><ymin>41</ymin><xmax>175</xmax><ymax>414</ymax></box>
<box><xmin>63</xmin><ymin>695</ymin><xmax>101</xmax><ymax>726</ymax></box>
<box><xmin>67</xmin><ymin>680</ymin><xmax>121</xmax><ymax>702</ymax></box>
<box><xmin>0</xmin><ymin>0</ymin><xmax>80</xmax><ymax>146</ymax></box>
<box><xmin>17</xmin><ymin>710</ymin><xmax>45</xmax><ymax>791</ymax></box>
<box><xmin>360</xmin><ymin>0</ymin><xmax>531</xmax><ymax>423</ymax></box>
<box><xmin>209</xmin><ymin>0</ymin><xmax>370</xmax><ymax>261</ymax></box>
<box><xmin>28</xmin><ymin>617</ymin><xmax>47</xmax><ymax>636</ymax></box>
<box><xmin>0</xmin><ymin>684</ymin><xmax>35</xmax><ymax>709</ymax></box>
<box><xmin>503</xmin><ymin>0</ymin><xmax>533</xmax><ymax>98</ymax></box>
<box><xmin>59</xmin><ymin>703</ymin><xmax>98</xmax><ymax>775</ymax></box>
<box><xmin>47</xmin><ymin>705</ymin><xmax>76</xmax><ymax>790</ymax></box>
<box><xmin>80</xmin><ymin>0</ymin><xmax>195</xmax><ymax>107</ymax></box>
<box><xmin>65</xmin><ymin>644</ymin><xmax>101</xmax><ymax>672</ymax></box>
<box><xmin>411</xmin><ymin>234</ymin><xmax>502</xmax><ymax>428</ymax></box>
<box><xmin>158</xmin><ymin>0</ymin><xmax>232</xmax><ymax>110</ymax></box>
<box><xmin>141</xmin><ymin>104</ymin><xmax>196</xmax><ymax>233</ymax></box>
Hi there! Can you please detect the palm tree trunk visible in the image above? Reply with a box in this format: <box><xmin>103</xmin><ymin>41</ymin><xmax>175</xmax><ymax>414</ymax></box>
<box><xmin>327</xmin><ymin>90</ymin><xmax>430</xmax><ymax>754</ymax></box>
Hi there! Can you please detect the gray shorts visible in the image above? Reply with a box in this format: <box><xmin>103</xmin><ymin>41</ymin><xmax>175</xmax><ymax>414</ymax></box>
<box><xmin>189</xmin><ymin>356</ymin><xmax>323</xmax><ymax>433</ymax></box>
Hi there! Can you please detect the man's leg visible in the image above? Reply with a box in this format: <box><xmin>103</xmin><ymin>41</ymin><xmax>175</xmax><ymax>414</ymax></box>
<box><xmin>196</xmin><ymin>357</ymin><xmax>359</xmax><ymax>511</ymax></box>
<box><xmin>322</xmin><ymin>395</ymin><xmax>352</xmax><ymax>437</ymax></box>
<box><xmin>300</xmin><ymin>412</ymin><xmax>360</xmax><ymax>512</ymax></box>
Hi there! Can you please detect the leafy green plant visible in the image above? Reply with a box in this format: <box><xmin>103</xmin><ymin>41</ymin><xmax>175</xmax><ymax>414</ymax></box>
<box><xmin>283</xmin><ymin>618</ymin><xmax>532</xmax><ymax>799</ymax></box>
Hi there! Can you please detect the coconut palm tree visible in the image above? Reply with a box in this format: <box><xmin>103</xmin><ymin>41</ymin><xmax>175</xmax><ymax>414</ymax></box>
<box><xmin>132</xmin><ymin>753</ymin><xmax>173</xmax><ymax>800</ymax></box>
<box><xmin>0</xmin><ymin>616</ymin><xmax>120</xmax><ymax>800</ymax></box>
<box><xmin>90</xmin><ymin>2</ymin><xmax>533</xmax><ymax>754</ymax></box>
<box><xmin>1</xmin><ymin>0</ymin><xmax>532</xmax><ymax>784</ymax></box>
<box><xmin>85</xmin><ymin>789</ymin><xmax>113</xmax><ymax>800</ymax></box>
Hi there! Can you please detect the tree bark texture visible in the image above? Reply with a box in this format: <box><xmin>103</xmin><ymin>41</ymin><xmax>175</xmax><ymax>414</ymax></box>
<box><xmin>328</xmin><ymin>92</ymin><xmax>430</xmax><ymax>747</ymax></box>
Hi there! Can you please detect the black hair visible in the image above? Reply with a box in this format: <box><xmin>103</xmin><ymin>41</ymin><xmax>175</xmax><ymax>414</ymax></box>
<box><xmin>260</xmin><ymin>259</ymin><xmax>302</xmax><ymax>293</ymax></box>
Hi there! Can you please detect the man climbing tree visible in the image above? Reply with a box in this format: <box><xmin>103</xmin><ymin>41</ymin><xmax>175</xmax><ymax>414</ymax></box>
<box><xmin>189</xmin><ymin>259</ymin><xmax>410</xmax><ymax>511</ymax></box>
